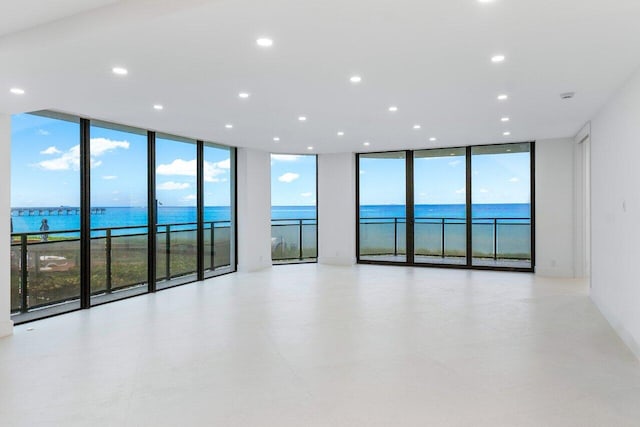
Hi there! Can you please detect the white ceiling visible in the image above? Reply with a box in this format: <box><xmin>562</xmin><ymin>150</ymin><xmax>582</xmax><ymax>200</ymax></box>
<box><xmin>1</xmin><ymin>0</ymin><xmax>640</xmax><ymax>154</ymax></box>
<box><xmin>0</xmin><ymin>0</ymin><xmax>121</xmax><ymax>37</ymax></box>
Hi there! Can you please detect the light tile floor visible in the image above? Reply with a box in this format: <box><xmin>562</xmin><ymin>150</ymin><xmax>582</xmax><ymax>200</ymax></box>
<box><xmin>1</xmin><ymin>264</ymin><xmax>639</xmax><ymax>426</ymax></box>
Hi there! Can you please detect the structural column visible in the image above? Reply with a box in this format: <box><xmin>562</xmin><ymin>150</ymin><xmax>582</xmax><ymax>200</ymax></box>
<box><xmin>236</xmin><ymin>148</ymin><xmax>272</xmax><ymax>272</ymax></box>
<box><xmin>0</xmin><ymin>114</ymin><xmax>14</xmax><ymax>337</ymax></box>
<box><xmin>317</xmin><ymin>152</ymin><xmax>357</xmax><ymax>265</ymax></box>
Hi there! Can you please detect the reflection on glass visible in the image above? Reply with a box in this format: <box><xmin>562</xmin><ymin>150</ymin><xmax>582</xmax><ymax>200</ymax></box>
<box><xmin>10</xmin><ymin>112</ymin><xmax>81</xmax><ymax>316</ymax></box>
<box><xmin>270</xmin><ymin>154</ymin><xmax>317</xmax><ymax>263</ymax></box>
<box><xmin>155</xmin><ymin>135</ymin><xmax>198</xmax><ymax>288</ymax></box>
<box><xmin>203</xmin><ymin>143</ymin><xmax>235</xmax><ymax>275</ymax></box>
<box><xmin>358</xmin><ymin>152</ymin><xmax>407</xmax><ymax>262</ymax></box>
<box><xmin>471</xmin><ymin>143</ymin><xmax>532</xmax><ymax>268</ymax></box>
<box><xmin>414</xmin><ymin>148</ymin><xmax>467</xmax><ymax>265</ymax></box>
<box><xmin>90</xmin><ymin>122</ymin><xmax>148</xmax><ymax>304</ymax></box>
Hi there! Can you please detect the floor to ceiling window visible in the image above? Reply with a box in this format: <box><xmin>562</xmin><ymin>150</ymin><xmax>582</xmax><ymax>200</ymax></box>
<box><xmin>10</xmin><ymin>112</ymin><xmax>82</xmax><ymax>319</ymax></box>
<box><xmin>203</xmin><ymin>142</ymin><xmax>235</xmax><ymax>277</ymax></box>
<box><xmin>90</xmin><ymin>121</ymin><xmax>149</xmax><ymax>304</ymax></box>
<box><xmin>270</xmin><ymin>154</ymin><xmax>317</xmax><ymax>264</ymax></box>
<box><xmin>357</xmin><ymin>142</ymin><xmax>534</xmax><ymax>271</ymax></box>
<box><xmin>358</xmin><ymin>152</ymin><xmax>407</xmax><ymax>263</ymax></box>
<box><xmin>471</xmin><ymin>143</ymin><xmax>532</xmax><ymax>269</ymax></box>
<box><xmin>414</xmin><ymin>147</ymin><xmax>467</xmax><ymax>265</ymax></box>
<box><xmin>155</xmin><ymin>134</ymin><xmax>198</xmax><ymax>289</ymax></box>
<box><xmin>9</xmin><ymin>111</ymin><xmax>237</xmax><ymax>324</ymax></box>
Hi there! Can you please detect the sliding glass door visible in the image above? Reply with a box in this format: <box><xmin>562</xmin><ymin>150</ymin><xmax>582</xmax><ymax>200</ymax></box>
<box><xmin>358</xmin><ymin>152</ymin><xmax>407</xmax><ymax>263</ymax></box>
<box><xmin>414</xmin><ymin>148</ymin><xmax>467</xmax><ymax>265</ymax></box>
<box><xmin>471</xmin><ymin>143</ymin><xmax>532</xmax><ymax>269</ymax></box>
<box><xmin>357</xmin><ymin>143</ymin><xmax>534</xmax><ymax>271</ymax></box>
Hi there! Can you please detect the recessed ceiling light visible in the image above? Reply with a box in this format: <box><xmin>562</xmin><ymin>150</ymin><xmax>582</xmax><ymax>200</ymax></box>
<box><xmin>273</xmin><ymin>137</ymin><xmax>280</xmax><ymax>142</ymax></box>
<box><xmin>506</xmin><ymin>149</ymin><xmax>512</xmax><ymax>152</ymax></box>
<box><xmin>429</xmin><ymin>137</ymin><xmax>437</xmax><ymax>142</ymax></box>
<box><xmin>363</xmin><ymin>142</ymin><xmax>370</xmax><ymax>146</ymax></box>
<box><xmin>307</xmin><ymin>146</ymin><xmax>313</xmax><ymax>150</ymax></box>
<box><xmin>256</xmin><ymin>38</ymin><xmax>273</xmax><ymax>47</ymax></box>
<box><xmin>477</xmin><ymin>0</ymin><xmax>495</xmax><ymax>3</ymax></box>
<box><xmin>298</xmin><ymin>116</ymin><xmax>307</xmax><ymax>121</ymax></box>
<box><xmin>153</xmin><ymin>104</ymin><xmax>163</xmax><ymax>110</ymax></box>
<box><xmin>9</xmin><ymin>88</ymin><xmax>25</xmax><ymax>95</ymax></box>
<box><xmin>503</xmin><ymin>131</ymin><xmax>511</xmax><ymax>136</ymax></box>
<box><xmin>337</xmin><ymin>131</ymin><xmax>345</xmax><ymax>136</ymax></box>
<box><xmin>413</xmin><ymin>125</ymin><xmax>421</xmax><ymax>130</ymax></box>
<box><xmin>225</xmin><ymin>124</ymin><xmax>233</xmax><ymax>129</ymax></box>
<box><xmin>238</xmin><ymin>92</ymin><xmax>250</xmax><ymax>99</ymax></box>
<box><xmin>501</xmin><ymin>117</ymin><xmax>510</xmax><ymax>122</ymax></box>
<box><xmin>388</xmin><ymin>106</ymin><xmax>398</xmax><ymax>112</ymax></box>
<box><xmin>491</xmin><ymin>55</ymin><xmax>506</xmax><ymax>63</ymax></box>
<box><xmin>350</xmin><ymin>75</ymin><xmax>362</xmax><ymax>84</ymax></box>
<box><xmin>497</xmin><ymin>94</ymin><xmax>508</xmax><ymax>101</ymax></box>
<box><xmin>112</xmin><ymin>67</ymin><xmax>128</xmax><ymax>76</ymax></box>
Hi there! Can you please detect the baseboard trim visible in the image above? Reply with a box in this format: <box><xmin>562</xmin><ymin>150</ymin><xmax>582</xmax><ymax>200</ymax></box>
<box><xmin>318</xmin><ymin>256</ymin><xmax>356</xmax><ymax>266</ymax></box>
<box><xmin>592</xmin><ymin>294</ymin><xmax>640</xmax><ymax>361</ymax></box>
<box><xmin>0</xmin><ymin>319</ymin><xmax>14</xmax><ymax>338</ymax></box>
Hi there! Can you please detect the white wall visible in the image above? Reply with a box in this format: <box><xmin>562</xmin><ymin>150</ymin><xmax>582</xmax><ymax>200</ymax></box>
<box><xmin>535</xmin><ymin>138</ymin><xmax>575</xmax><ymax>277</ymax></box>
<box><xmin>0</xmin><ymin>114</ymin><xmax>13</xmax><ymax>337</ymax></box>
<box><xmin>590</xmin><ymin>66</ymin><xmax>640</xmax><ymax>359</ymax></box>
<box><xmin>236</xmin><ymin>148</ymin><xmax>272</xmax><ymax>272</ymax></box>
<box><xmin>317</xmin><ymin>153</ymin><xmax>356</xmax><ymax>265</ymax></box>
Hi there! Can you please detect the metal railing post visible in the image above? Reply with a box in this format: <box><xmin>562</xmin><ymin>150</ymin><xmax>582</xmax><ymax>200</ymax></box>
<box><xmin>106</xmin><ymin>229</ymin><xmax>112</xmax><ymax>293</ymax></box>
<box><xmin>165</xmin><ymin>225</ymin><xmax>171</xmax><ymax>280</ymax></box>
<box><xmin>20</xmin><ymin>234</ymin><xmax>28</xmax><ymax>313</ymax></box>
<box><xmin>441</xmin><ymin>218</ymin><xmax>446</xmax><ymax>258</ymax></box>
<box><xmin>493</xmin><ymin>218</ymin><xmax>498</xmax><ymax>261</ymax></box>
<box><xmin>394</xmin><ymin>218</ymin><xmax>398</xmax><ymax>256</ymax></box>
<box><xmin>210</xmin><ymin>223</ymin><xmax>215</xmax><ymax>270</ymax></box>
<box><xmin>299</xmin><ymin>219</ymin><xmax>303</xmax><ymax>260</ymax></box>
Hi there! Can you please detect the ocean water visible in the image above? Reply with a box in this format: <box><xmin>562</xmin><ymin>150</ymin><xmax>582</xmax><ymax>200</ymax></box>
<box><xmin>11</xmin><ymin>204</ymin><xmax>529</xmax><ymax>234</ymax></box>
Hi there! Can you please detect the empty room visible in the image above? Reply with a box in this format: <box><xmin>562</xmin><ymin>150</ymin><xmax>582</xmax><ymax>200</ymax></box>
<box><xmin>1</xmin><ymin>1</ymin><xmax>640</xmax><ymax>426</ymax></box>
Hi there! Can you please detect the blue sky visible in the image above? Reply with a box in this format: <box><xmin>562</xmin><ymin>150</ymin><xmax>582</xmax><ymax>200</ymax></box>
<box><xmin>270</xmin><ymin>154</ymin><xmax>317</xmax><ymax>206</ymax></box>
<box><xmin>11</xmin><ymin>113</ymin><xmax>528</xmax><ymax>209</ymax></box>
<box><xmin>11</xmin><ymin>113</ymin><xmax>232</xmax><ymax>207</ymax></box>
<box><xmin>360</xmin><ymin>149</ymin><xmax>531</xmax><ymax>205</ymax></box>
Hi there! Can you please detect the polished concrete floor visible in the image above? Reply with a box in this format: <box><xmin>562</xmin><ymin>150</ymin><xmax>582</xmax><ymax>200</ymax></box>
<box><xmin>1</xmin><ymin>264</ymin><xmax>639</xmax><ymax>426</ymax></box>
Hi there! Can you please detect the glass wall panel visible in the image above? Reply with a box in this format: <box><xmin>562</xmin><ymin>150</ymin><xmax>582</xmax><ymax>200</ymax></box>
<box><xmin>358</xmin><ymin>152</ymin><xmax>407</xmax><ymax>262</ymax></box>
<box><xmin>10</xmin><ymin>112</ymin><xmax>81</xmax><ymax>317</ymax></box>
<box><xmin>203</xmin><ymin>143</ymin><xmax>235</xmax><ymax>276</ymax></box>
<box><xmin>414</xmin><ymin>148</ymin><xmax>467</xmax><ymax>265</ymax></box>
<box><xmin>89</xmin><ymin>122</ymin><xmax>148</xmax><ymax>304</ymax></box>
<box><xmin>155</xmin><ymin>135</ymin><xmax>198</xmax><ymax>288</ymax></box>
<box><xmin>471</xmin><ymin>143</ymin><xmax>532</xmax><ymax>268</ymax></box>
<box><xmin>270</xmin><ymin>154</ymin><xmax>317</xmax><ymax>263</ymax></box>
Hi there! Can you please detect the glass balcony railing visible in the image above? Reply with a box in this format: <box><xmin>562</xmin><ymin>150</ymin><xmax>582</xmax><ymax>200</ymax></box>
<box><xmin>359</xmin><ymin>216</ymin><xmax>531</xmax><ymax>263</ymax></box>
<box><xmin>10</xmin><ymin>221</ymin><xmax>232</xmax><ymax>315</ymax></box>
<box><xmin>271</xmin><ymin>218</ymin><xmax>317</xmax><ymax>263</ymax></box>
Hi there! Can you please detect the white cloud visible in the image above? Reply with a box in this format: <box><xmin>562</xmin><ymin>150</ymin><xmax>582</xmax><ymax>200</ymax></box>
<box><xmin>36</xmin><ymin>138</ymin><xmax>129</xmax><ymax>171</ymax></box>
<box><xmin>157</xmin><ymin>158</ymin><xmax>227</xmax><ymax>182</ymax></box>
<box><xmin>448</xmin><ymin>160</ymin><xmax>461</xmax><ymax>167</ymax></box>
<box><xmin>509</xmin><ymin>177</ymin><xmax>520</xmax><ymax>183</ymax></box>
<box><xmin>40</xmin><ymin>146</ymin><xmax>60</xmax><ymax>155</ymax></box>
<box><xmin>158</xmin><ymin>181</ymin><xmax>191</xmax><ymax>191</ymax></box>
<box><xmin>301</xmin><ymin>192</ymin><xmax>313</xmax><ymax>197</ymax></box>
<box><xmin>183</xmin><ymin>194</ymin><xmax>197</xmax><ymax>201</ymax></box>
<box><xmin>455</xmin><ymin>187</ymin><xmax>465</xmax><ymax>194</ymax></box>
<box><xmin>278</xmin><ymin>172</ymin><xmax>300</xmax><ymax>183</ymax></box>
<box><xmin>102</xmin><ymin>175</ymin><xmax>118</xmax><ymax>180</ymax></box>
<box><xmin>480</xmin><ymin>188</ymin><xmax>489</xmax><ymax>193</ymax></box>
<box><xmin>271</xmin><ymin>154</ymin><xmax>301</xmax><ymax>162</ymax></box>
<box><xmin>215</xmin><ymin>158</ymin><xmax>230</xmax><ymax>169</ymax></box>
<box><xmin>360</xmin><ymin>170</ymin><xmax>366</xmax><ymax>175</ymax></box>
<box><xmin>38</xmin><ymin>129</ymin><xmax>50</xmax><ymax>136</ymax></box>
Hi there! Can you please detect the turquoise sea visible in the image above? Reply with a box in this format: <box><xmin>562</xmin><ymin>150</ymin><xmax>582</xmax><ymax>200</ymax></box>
<box><xmin>11</xmin><ymin>204</ymin><xmax>529</xmax><ymax>232</ymax></box>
